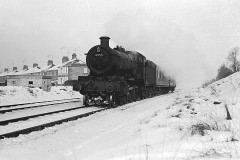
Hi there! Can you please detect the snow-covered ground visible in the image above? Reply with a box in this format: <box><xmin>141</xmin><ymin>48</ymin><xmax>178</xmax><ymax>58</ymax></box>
<box><xmin>0</xmin><ymin>73</ymin><xmax>240</xmax><ymax>159</ymax></box>
<box><xmin>0</xmin><ymin>86</ymin><xmax>81</xmax><ymax>106</ymax></box>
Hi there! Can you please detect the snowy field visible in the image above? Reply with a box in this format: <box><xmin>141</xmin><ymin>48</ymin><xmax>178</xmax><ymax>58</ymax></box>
<box><xmin>0</xmin><ymin>86</ymin><xmax>81</xmax><ymax>106</ymax></box>
<box><xmin>0</xmin><ymin>74</ymin><xmax>240</xmax><ymax>159</ymax></box>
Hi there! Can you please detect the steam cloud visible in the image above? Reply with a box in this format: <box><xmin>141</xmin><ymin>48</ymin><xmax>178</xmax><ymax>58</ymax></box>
<box><xmin>104</xmin><ymin>10</ymin><xmax>215</xmax><ymax>89</ymax></box>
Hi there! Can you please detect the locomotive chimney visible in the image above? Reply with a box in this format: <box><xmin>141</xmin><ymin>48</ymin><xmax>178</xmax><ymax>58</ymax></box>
<box><xmin>100</xmin><ymin>36</ymin><xmax>110</xmax><ymax>47</ymax></box>
<box><xmin>4</xmin><ymin>68</ymin><xmax>8</xmax><ymax>72</ymax></box>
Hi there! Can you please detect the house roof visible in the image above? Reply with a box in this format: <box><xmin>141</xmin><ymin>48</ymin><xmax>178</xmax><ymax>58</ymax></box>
<box><xmin>21</xmin><ymin>66</ymin><xmax>42</xmax><ymax>75</ymax></box>
<box><xmin>0</xmin><ymin>58</ymin><xmax>86</xmax><ymax>76</ymax></box>
<box><xmin>1</xmin><ymin>66</ymin><xmax>42</xmax><ymax>76</ymax></box>
<box><xmin>20</xmin><ymin>64</ymin><xmax>54</xmax><ymax>75</ymax></box>
<box><xmin>48</xmin><ymin>58</ymin><xmax>85</xmax><ymax>71</ymax></box>
<box><xmin>0</xmin><ymin>72</ymin><xmax>9</xmax><ymax>76</ymax></box>
<box><xmin>2</xmin><ymin>70</ymin><xmax>19</xmax><ymax>76</ymax></box>
<box><xmin>41</xmin><ymin>64</ymin><xmax>55</xmax><ymax>71</ymax></box>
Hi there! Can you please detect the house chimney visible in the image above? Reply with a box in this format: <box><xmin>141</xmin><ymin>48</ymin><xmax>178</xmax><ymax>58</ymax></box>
<box><xmin>62</xmin><ymin>56</ymin><xmax>69</xmax><ymax>63</ymax></box>
<box><xmin>100</xmin><ymin>36</ymin><xmax>110</xmax><ymax>47</ymax></box>
<box><xmin>33</xmin><ymin>63</ymin><xmax>38</xmax><ymax>68</ymax></box>
<box><xmin>72</xmin><ymin>53</ymin><xmax>77</xmax><ymax>59</ymax></box>
<box><xmin>47</xmin><ymin>60</ymin><xmax>53</xmax><ymax>66</ymax></box>
<box><xmin>13</xmin><ymin>67</ymin><xmax>17</xmax><ymax>72</ymax></box>
<box><xmin>23</xmin><ymin>65</ymin><xmax>28</xmax><ymax>70</ymax></box>
<box><xmin>4</xmin><ymin>68</ymin><xmax>8</xmax><ymax>72</ymax></box>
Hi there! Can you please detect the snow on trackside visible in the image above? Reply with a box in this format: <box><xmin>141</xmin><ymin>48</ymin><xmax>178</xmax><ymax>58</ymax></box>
<box><xmin>0</xmin><ymin>73</ymin><xmax>240</xmax><ymax>159</ymax></box>
<box><xmin>207</xmin><ymin>71</ymin><xmax>240</xmax><ymax>101</ymax></box>
<box><xmin>0</xmin><ymin>86</ymin><xmax>81</xmax><ymax>105</ymax></box>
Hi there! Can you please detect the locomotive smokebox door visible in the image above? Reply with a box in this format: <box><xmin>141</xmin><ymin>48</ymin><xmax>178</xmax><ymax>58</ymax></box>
<box><xmin>86</xmin><ymin>46</ymin><xmax>112</xmax><ymax>75</ymax></box>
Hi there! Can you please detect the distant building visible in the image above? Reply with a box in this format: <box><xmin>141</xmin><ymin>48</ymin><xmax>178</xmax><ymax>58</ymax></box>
<box><xmin>61</xmin><ymin>54</ymin><xmax>89</xmax><ymax>85</ymax></box>
<box><xmin>68</xmin><ymin>60</ymin><xmax>89</xmax><ymax>81</ymax></box>
<box><xmin>48</xmin><ymin>53</ymin><xmax>89</xmax><ymax>85</ymax></box>
<box><xmin>0</xmin><ymin>67</ymin><xmax>18</xmax><ymax>86</ymax></box>
<box><xmin>1</xmin><ymin>62</ymin><xmax>53</xmax><ymax>91</ymax></box>
<box><xmin>7</xmin><ymin>75</ymin><xmax>52</xmax><ymax>92</ymax></box>
<box><xmin>0</xmin><ymin>53</ymin><xmax>89</xmax><ymax>88</ymax></box>
<box><xmin>0</xmin><ymin>71</ymin><xmax>7</xmax><ymax>86</ymax></box>
<box><xmin>0</xmin><ymin>68</ymin><xmax>8</xmax><ymax>86</ymax></box>
<box><xmin>57</xmin><ymin>56</ymin><xmax>70</xmax><ymax>85</ymax></box>
<box><xmin>40</xmin><ymin>60</ymin><xmax>57</xmax><ymax>86</ymax></box>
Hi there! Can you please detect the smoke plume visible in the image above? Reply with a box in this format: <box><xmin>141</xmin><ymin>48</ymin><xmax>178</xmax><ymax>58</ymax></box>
<box><xmin>104</xmin><ymin>10</ymin><xmax>215</xmax><ymax>89</ymax></box>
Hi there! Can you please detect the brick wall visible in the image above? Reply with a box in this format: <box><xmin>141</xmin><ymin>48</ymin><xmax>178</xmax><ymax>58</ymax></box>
<box><xmin>68</xmin><ymin>65</ymin><xmax>89</xmax><ymax>80</ymax></box>
<box><xmin>42</xmin><ymin>79</ymin><xmax>52</xmax><ymax>91</ymax></box>
<box><xmin>0</xmin><ymin>76</ymin><xmax>7</xmax><ymax>83</ymax></box>
<box><xmin>7</xmin><ymin>75</ymin><xmax>52</xmax><ymax>91</ymax></box>
<box><xmin>45</xmin><ymin>70</ymin><xmax>58</xmax><ymax>80</ymax></box>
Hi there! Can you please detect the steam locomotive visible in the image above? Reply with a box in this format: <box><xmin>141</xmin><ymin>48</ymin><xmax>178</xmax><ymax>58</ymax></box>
<box><xmin>73</xmin><ymin>36</ymin><xmax>176</xmax><ymax>107</ymax></box>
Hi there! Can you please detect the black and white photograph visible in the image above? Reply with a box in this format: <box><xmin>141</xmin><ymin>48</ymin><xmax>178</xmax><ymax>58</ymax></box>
<box><xmin>0</xmin><ymin>0</ymin><xmax>240</xmax><ymax>159</ymax></box>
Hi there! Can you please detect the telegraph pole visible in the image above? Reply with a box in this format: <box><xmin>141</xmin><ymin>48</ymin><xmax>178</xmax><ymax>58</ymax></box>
<box><xmin>60</xmin><ymin>47</ymin><xmax>65</xmax><ymax>57</ymax></box>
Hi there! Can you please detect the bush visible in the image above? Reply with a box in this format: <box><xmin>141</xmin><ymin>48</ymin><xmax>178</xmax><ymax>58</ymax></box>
<box><xmin>191</xmin><ymin>123</ymin><xmax>212</xmax><ymax>136</ymax></box>
<box><xmin>202</xmin><ymin>79</ymin><xmax>216</xmax><ymax>87</ymax></box>
<box><xmin>216</xmin><ymin>64</ymin><xmax>234</xmax><ymax>80</ymax></box>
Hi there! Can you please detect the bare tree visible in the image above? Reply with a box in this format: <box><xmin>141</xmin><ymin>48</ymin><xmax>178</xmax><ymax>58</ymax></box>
<box><xmin>227</xmin><ymin>47</ymin><xmax>240</xmax><ymax>72</ymax></box>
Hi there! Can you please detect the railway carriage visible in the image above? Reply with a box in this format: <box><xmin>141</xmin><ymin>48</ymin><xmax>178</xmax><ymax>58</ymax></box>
<box><xmin>73</xmin><ymin>36</ymin><xmax>176</xmax><ymax>107</ymax></box>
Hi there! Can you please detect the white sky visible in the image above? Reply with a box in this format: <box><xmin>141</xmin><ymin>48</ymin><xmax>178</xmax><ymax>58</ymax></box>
<box><xmin>0</xmin><ymin>0</ymin><xmax>239</xmax><ymax>88</ymax></box>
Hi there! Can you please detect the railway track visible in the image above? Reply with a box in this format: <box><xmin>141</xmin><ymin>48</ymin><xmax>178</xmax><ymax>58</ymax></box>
<box><xmin>0</xmin><ymin>105</ymin><xmax>86</xmax><ymax>125</ymax></box>
<box><xmin>0</xmin><ymin>94</ymin><xmax>169</xmax><ymax>140</ymax></box>
<box><xmin>0</xmin><ymin>98</ymin><xmax>81</xmax><ymax>114</ymax></box>
<box><xmin>0</xmin><ymin>107</ymin><xmax>105</xmax><ymax>139</ymax></box>
<box><xmin>0</xmin><ymin>98</ymin><xmax>107</xmax><ymax>139</ymax></box>
<box><xmin>0</xmin><ymin>98</ymin><xmax>81</xmax><ymax>111</ymax></box>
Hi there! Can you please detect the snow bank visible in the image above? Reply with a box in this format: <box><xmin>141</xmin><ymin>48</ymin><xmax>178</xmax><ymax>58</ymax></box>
<box><xmin>207</xmin><ymin>71</ymin><xmax>240</xmax><ymax>100</ymax></box>
<box><xmin>0</xmin><ymin>72</ymin><xmax>240</xmax><ymax>159</ymax></box>
<box><xmin>0</xmin><ymin>86</ymin><xmax>81</xmax><ymax>105</ymax></box>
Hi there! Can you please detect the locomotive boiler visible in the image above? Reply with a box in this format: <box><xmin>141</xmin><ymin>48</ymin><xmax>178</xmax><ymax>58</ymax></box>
<box><xmin>73</xmin><ymin>36</ymin><xmax>176</xmax><ymax>107</ymax></box>
<box><xmin>87</xmin><ymin>37</ymin><xmax>145</xmax><ymax>79</ymax></box>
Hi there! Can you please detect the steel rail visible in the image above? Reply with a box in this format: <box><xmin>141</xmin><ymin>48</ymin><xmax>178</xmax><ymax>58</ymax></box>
<box><xmin>0</xmin><ymin>99</ymin><xmax>81</xmax><ymax>114</ymax></box>
<box><xmin>0</xmin><ymin>108</ymin><xmax>106</xmax><ymax>139</ymax></box>
<box><xmin>0</xmin><ymin>98</ymin><xmax>81</xmax><ymax>109</ymax></box>
<box><xmin>0</xmin><ymin>105</ymin><xmax>87</xmax><ymax>125</ymax></box>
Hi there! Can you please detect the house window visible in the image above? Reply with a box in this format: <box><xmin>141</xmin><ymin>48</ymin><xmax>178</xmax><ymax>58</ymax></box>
<box><xmin>84</xmin><ymin>68</ymin><xmax>88</xmax><ymax>74</ymax></box>
<box><xmin>29</xmin><ymin>81</ymin><xmax>33</xmax><ymax>84</ymax></box>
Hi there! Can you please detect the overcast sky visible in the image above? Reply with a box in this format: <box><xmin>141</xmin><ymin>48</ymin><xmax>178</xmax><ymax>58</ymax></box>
<box><xmin>0</xmin><ymin>0</ymin><xmax>239</xmax><ymax>88</ymax></box>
